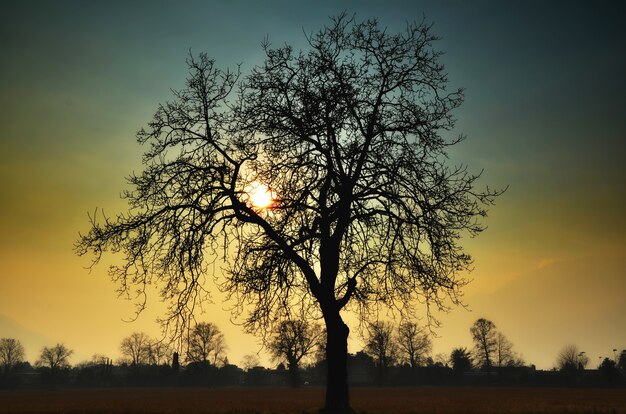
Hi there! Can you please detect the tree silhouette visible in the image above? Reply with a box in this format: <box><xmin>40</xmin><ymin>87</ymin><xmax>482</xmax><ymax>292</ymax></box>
<box><xmin>146</xmin><ymin>339</ymin><xmax>173</xmax><ymax>366</ymax></box>
<box><xmin>618</xmin><ymin>349</ymin><xmax>626</xmax><ymax>372</ymax></box>
<box><xmin>494</xmin><ymin>331</ymin><xmax>522</xmax><ymax>367</ymax></box>
<box><xmin>75</xmin><ymin>14</ymin><xmax>500</xmax><ymax>412</ymax></box>
<box><xmin>598</xmin><ymin>357</ymin><xmax>620</xmax><ymax>385</ymax></box>
<box><xmin>268</xmin><ymin>319</ymin><xmax>321</xmax><ymax>387</ymax></box>
<box><xmin>450</xmin><ymin>347</ymin><xmax>472</xmax><ymax>373</ymax></box>
<box><xmin>397</xmin><ymin>321</ymin><xmax>431</xmax><ymax>369</ymax></box>
<box><xmin>470</xmin><ymin>318</ymin><xmax>497</xmax><ymax>372</ymax></box>
<box><xmin>187</xmin><ymin>322</ymin><xmax>226</xmax><ymax>366</ymax></box>
<box><xmin>36</xmin><ymin>344</ymin><xmax>73</xmax><ymax>370</ymax></box>
<box><xmin>0</xmin><ymin>338</ymin><xmax>25</xmax><ymax>373</ymax></box>
<box><xmin>90</xmin><ymin>354</ymin><xmax>110</xmax><ymax>366</ymax></box>
<box><xmin>364</xmin><ymin>321</ymin><xmax>397</xmax><ymax>383</ymax></box>
<box><xmin>241</xmin><ymin>354</ymin><xmax>260</xmax><ymax>371</ymax></box>
<box><xmin>120</xmin><ymin>332</ymin><xmax>152</xmax><ymax>366</ymax></box>
<box><xmin>556</xmin><ymin>344</ymin><xmax>588</xmax><ymax>371</ymax></box>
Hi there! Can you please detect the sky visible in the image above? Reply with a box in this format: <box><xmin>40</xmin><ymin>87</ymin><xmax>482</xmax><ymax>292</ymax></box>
<box><xmin>1</xmin><ymin>0</ymin><xmax>625</xmax><ymax>369</ymax></box>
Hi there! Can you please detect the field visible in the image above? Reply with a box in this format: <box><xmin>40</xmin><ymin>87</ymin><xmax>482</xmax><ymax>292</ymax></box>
<box><xmin>1</xmin><ymin>387</ymin><xmax>625</xmax><ymax>414</ymax></box>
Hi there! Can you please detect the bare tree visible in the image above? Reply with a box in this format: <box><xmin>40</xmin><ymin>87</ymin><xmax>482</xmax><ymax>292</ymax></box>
<box><xmin>470</xmin><ymin>318</ymin><xmax>497</xmax><ymax>372</ymax></box>
<box><xmin>313</xmin><ymin>327</ymin><xmax>328</xmax><ymax>365</ymax></box>
<box><xmin>36</xmin><ymin>343</ymin><xmax>73</xmax><ymax>370</ymax></box>
<box><xmin>76</xmin><ymin>14</ymin><xmax>500</xmax><ymax>413</ymax></box>
<box><xmin>186</xmin><ymin>322</ymin><xmax>226</xmax><ymax>365</ymax></box>
<box><xmin>364</xmin><ymin>321</ymin><xmax>397</xmax><ymax>383</ymax></box>
<box><xmin>0</xmin><ymin>338</ymin><xmax>25</xmax><ymax>373</ymax></box>
<box><xmin>556</xmin><ymin>344</ymin><xmax>588</xmax><ymax>371</ymax></box>
<box><xmin>268</xmin><ymin>319</ymin><xmax>321</xmax><ymax>387</ymax></box>
<box><xmin>90</xmin><ymin>354</ymin><xmax>111</xmax><ymax>365</ymax></box>
<box><xmin>147</xmin><ymin>339</ymin><xmax>173</xmax><ymax>366</ymax></box>
<box><xmin>494</xmin><ymin>331</ymin><xmax>522</xmax><ymax>367</ymax></box>
<box><xmin>212</xmin><ymin>334</ymin><xmax>227</xmax><ymax>367</ymax></box>
<box><xmin>241</xmin><ymin>354</ymin><xmax>260</xmax><ymax>371</ymax></box>
<box><xmin>396</xmin><ymin>321</ymin><xmax>431</xmax><ymax>369</ymax></box>
<box><xmin>432</xmin><ymin>353</ymin><xmax>449</xmax><ymax>367</ymax></box>
<box><xmin>120</xmin><ymin>332</ymin><xmax>151</xmax><ymax>366</ymax></box>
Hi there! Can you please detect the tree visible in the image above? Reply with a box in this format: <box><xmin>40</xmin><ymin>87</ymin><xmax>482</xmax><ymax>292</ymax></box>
<box><xmin>187</xmin><ymin>322</ymin><xmax>226</xmax><ymax>366</ymax></box>
<box><xmin>494</xmin><ymin>331</ymin><xmax>522</xmax><ymax>367</ymax></box>
<box><xmin>598</xmin><ymin>357</ymin><xmax>620</xmax><ymax>385</ymax></box>
<box><xmin>36</xmin><ymin>343</ymin><xmax>73</xmax><ymax>370</ymax></box>
<box><xmin>470</xmin><ymin>318</ymin><xmax>497</xmax><ymax>371</ymax></box>
<box><xmin>90</xmin><ymin>354</ymin><xmax>111</xmax><ymax>365</ymax></box>
<box><xmin>212</xmin><ymin>337</ymin><xmax>227</xmax><ymax>367</ymax></box>
<box><xmin>396</xmin><ymin>321</ymin><xmax>431</xmax><ymax>369</ymax></box>
<box><xmin>556</xmin><ymin>344</ymin><xmax>588</xmax><ymax>371</ymax></box>
<box><xmin>450</xmin><ymin>347</ymin><xmax>472</xmax><ymax>373</ymax></box>
<box><xmin>364</xmin><ymin>321</ymin><xmax>397</xmax><ymax>383</ymax></box>
<box><xmin>241</xmin><ymin>354</ymin><xmax>260</xmax><ymax>371</ymax></box>
<box><xmin>172</xmin><ymin>352</ymin><xmax>180</xmax><ymax>371</ymax></box>
<box><xmin>268</xmin><ymin>319</ymin><xmax>321</xmax><ymax>387</ymax></box>
<box><xmin>120</xmin><ymin>332</ymin><xmax>151</xmax><ymax>366</ymax></box>
<box><xmin>469</xmin><ymin>320</ymin><xmax>521</xmax><ymax>370</ymax></box>
<box><xmin>0</xmin><ymin>338</ymin><xmax>25</xmax><ymax>373</ymax></box>
<box><xmin>618</xmin><ymin>349</ymin><xmax>626</xmax><ymax>372</ymax></box>
<box><xmin>147</xmin><ymin>339</ymin><xmax>173</xmax><ymax>366</ymax></box>
<box><xmin>76</xmin><ymin>14</ymin><xmax>500</xmax><ymax>413</ymax></box>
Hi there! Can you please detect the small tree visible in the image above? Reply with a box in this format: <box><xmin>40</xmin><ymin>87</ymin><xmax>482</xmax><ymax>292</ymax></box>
<box><xmin>450</xmin><ymin>347</ymin><xmax>473</xmax><ymax>373</ymax></box>
<box><xmin>120</xmin><ymin>332</ymin><xmax>151</xmax><ymax>366</ymax></box>
<box><xmin>0</xmin><ymin>338</ymin><xmax>25</xmax><ymax>373</ymax></box>
<box><xmin>364</xmin><ymin>321</ymin><xmax>397</xmax><ymax>383</ymax></box>
<box><xmin>187</xmin><ymin>322</ymin><xmax>226</xmax><ymax>366</ymax></box>
<box><xmin>241</xmin><ymin>354</ymin><xmax>260</xmax><ymax>371</ymax></box>
<box><xmin>618</xmin><ymin>349</ymin><xmax>626</xmax><ymax>372</ymax></box>
<box><xmin>556</xmin><ymin>344</ymin><xmax>588</xmax><ymax>371</ymax></box>
<box><xmin>470</xmin><ymin>318</ymin><xmax>497</xmax><ymax>372</ymax></box>
<box><xmin>268</xmin><ymin>319</ymin><xmax>321</xmax><ymax>387</ymax></box>
<box><xmin>90</xmin><ymin>354</ymin><xmax>110</xmax><ymax>365</ymax></box>
<box><xmin>147</xmin><ymin>339</ymin><xmax>172</xmax><ymax>366</ymax></box>
<box><xmin>36</xmin><ymin>344</ymin><xmax>73</xmax><ymax>370</ymax></box>
<box><xmin>598</xmin><ymin>357</ymin><xmax>620</xmax><ymax>385</ymax></box>
<box><xmin>494</xmin><ymin>331</ymin><xmax>522</xmax><ymax>367</ymax></box>
<box><xmin>396</xmin><ymin>321</ymin><xmax>431</xmax><ymax>369</ymax></box>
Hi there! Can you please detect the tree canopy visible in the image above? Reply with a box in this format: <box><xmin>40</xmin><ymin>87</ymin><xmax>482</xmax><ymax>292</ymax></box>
<box><xmin>76</xmin><ymin>13</ymin><xmax>500</xmax><ymax>413</ymax></box>
<box><xmin>187</xmin><ymin>322</ymin><xmax>226</xmax><ymax>365</ymax></box>
<box><xmin>268</xmin><ymin>319</ymin><xmax>321</xmax><ymax>387</ymax></box>
<box><xmin>397</xmin><ymin>321</ymin><xmax>432</xmax><ymax>369</ymax></box>
<box><xmin>0</xmin><ymin>338</ymin><xmax>25</xmax><ymax>373</ymax></box>
<box><xmin>36</xmin><ymin>344</ymin><xmax>73</xmax><ymax>370</ymax></box>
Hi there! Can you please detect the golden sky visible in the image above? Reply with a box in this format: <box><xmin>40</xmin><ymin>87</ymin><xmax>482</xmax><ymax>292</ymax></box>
<box><xmin>1</xmin><ymin>0</ymin><xmax>625</xmax><ymax>369</ymax></box>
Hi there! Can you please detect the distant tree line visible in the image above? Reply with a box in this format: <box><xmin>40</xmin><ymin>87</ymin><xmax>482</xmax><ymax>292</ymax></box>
<box><xmin>1</xmin><ymin>318</ymin><xmax>625</xmax><ymax>389</ymax></box>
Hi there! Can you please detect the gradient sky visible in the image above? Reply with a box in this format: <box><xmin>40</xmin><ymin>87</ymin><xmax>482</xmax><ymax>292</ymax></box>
<box><xmin>1</xmin><ymin>0</ymin><xmax>625</xmax><ymax>369</ymax></box>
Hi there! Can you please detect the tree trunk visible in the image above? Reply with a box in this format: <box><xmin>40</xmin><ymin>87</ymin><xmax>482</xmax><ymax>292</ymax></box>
<box><xmin>288</xmin><ymin>358</ymin><xmax>300</xmax><ymax>388</ymax></box>
<box><xmin>323</xmin><ymin>311</ymin><xmax>351</xmax><ymax>414</ymax></box>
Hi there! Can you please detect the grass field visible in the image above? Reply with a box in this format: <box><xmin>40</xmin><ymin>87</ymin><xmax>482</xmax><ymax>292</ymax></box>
<box><xmin>1</xmin><ymin>386</ymin><xmax>625</xmax><ymax>414</ymax></box>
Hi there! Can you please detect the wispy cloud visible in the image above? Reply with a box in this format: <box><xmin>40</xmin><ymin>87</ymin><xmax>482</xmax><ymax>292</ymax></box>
<box><xmin>537</xmin><ymin>258</ymin><xmax>558</xmax><ymax>269</ymax></box>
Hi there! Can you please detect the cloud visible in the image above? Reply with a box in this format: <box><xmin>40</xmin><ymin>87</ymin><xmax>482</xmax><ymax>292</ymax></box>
<box><xmin>469</xmin><ymin>271</ymin><xmax>523</xmax><ymax>296</ymax></box>
<box><xmin>536</xmin><ymin>258</ymin><xmax>558</xmax><ymax>269</ymax></box>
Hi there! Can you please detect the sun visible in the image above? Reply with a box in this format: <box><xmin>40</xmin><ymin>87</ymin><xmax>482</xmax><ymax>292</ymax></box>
<box><xmin>248</xmin><ymin>182</ymin><xmax>273</xmax><ymax>210</ymax></box>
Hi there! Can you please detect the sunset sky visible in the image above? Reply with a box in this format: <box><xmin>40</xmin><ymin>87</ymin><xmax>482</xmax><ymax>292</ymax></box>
<box><xmin>1</xmin><ymin>1</ymin><xmax>624</xmax><ymax>369</ymax></box>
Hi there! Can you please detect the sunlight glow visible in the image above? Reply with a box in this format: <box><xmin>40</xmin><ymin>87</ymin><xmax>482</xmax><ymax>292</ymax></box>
<box><xmin>248</xmin><ymin>182</ymin><xmax>273</xmax><ymax>210</ymax></box>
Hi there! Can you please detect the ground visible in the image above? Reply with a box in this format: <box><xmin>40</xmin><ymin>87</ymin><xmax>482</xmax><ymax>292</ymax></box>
<box><xmin>1</xmin><ymin>387</ymin><xmax>625</xmax><ymax>413</ymax></box>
